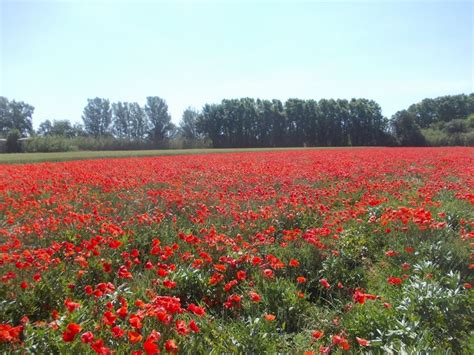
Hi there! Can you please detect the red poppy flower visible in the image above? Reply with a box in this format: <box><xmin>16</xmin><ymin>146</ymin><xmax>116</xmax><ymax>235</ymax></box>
<box><xmin>289</xmin><ymin>259</ymin><xmax>300</xmax><ymax>267</ymax></box>
<box><xmin>319</xmin><ymin>279</ymin><xmax>330</xmax><ymax>289</ymax></box>
<box><xmin>356</xmin><ymin>337</ymin><xmax>370</xmax><ymax>346</ymax></box>
<box><xmin>81</xmin><ymin>331</ymin><xmax>94</xmax><ymax>343</ymax></box>
<box><xmin>63</xmin><ymin>323</ymin><xmax>81</xmax><ymax>342</ymax></box>
<box><xmin>312</xmin><ymin>330</ymin><xmax>324</xmax><ymax>339</ymax></box>
<box><xmin>164</xmin><ymin>339</ymin><xmax>178</xmax><ymax>353</ymax></box>
<box><xmin>296</xmin><ymin>276</ymin><xmax>307</xmax><ymax>284</ymax></box>
<box><xmin>387</xmin><ymin>276</ymin><xmax>402</xmax><ymax>285</ymax></box>
<box><xmin>128</xmin><ymin>331</ymin><xmax>143</xmax><ymax>343</ymax></box>
<box><xmin>264</xmin><ymin>313</ymin><xmax>276</xmax><ymax>321</ymax></box>
<box><xmin>249</xmin><ymin>291</ymin><xmax>261</xmax><ymax>302</ymax></box>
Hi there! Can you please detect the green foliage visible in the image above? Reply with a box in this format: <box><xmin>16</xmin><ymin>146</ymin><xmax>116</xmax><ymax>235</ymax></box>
<box><xmin>145</xmin><ymin>96</ymin><xmax>174</xmax><ymax>143</ymax></box>
<box><xmin>179</xmin><ymin>316</ymin><xmax>285</xmax><ymax>354</ymax></box>
<box><xmin>23</xmin><ymin>135</ymin><xmax>78</xmax><ymax>152</ymax></box>
<box><xmin>37</xmin><ymin>119</ymin><xmax>81</xmax><ymax>138</ymax></box>
<box><xmin>197</xmin><ymin>98</ymin><xmax>392</xmax><ymax>148</ymax></box>
<box><xmin>22</xmin><ymin>136</ymin><xmax>159</xmax><ymax>152</ymax></box>
<box><xmin>82</xmin><ymin>97</ymin><xmax>113</xmax><ymax>137</ymax></box>
<box><xmin>6</xmin><ymin>129</ymin><xmax>22</xmax><ymax>153</ymax></box>
<box><xmin>401</xmin><ymin>94</ymin><xmax>474</xmax><ymax>146</ymax></box>
<box><xmin>422</xmin><ymin>117</ymin><xmax>474</xmax><ymax>146</ymax></box>
<box><xmin>407</xmin><ymin>93</ymin><xmax>474</xmax><ymax>128</ymax></box>
<box><xmin>0</xmin><ymin>97</ymin><xmax>34</xmax><ymax>137</ymax></box>
<box><xmin>3</xmin><ymin>92</ymin><xmax>474</xmax><ymax>153</ymax></box>
<box><xmin>362</xmin><ymin>273</ymin><xmax>473</xmax><ymax>353</ymax></box>
<box><xmin>391</xmin><ymin>110</ymin><xmax>427</xmax><ymax>146</ymax></box>
<box><xmin>320</xmin><ymin>233</ymin><xmax>372</xmax><ymax>291</ymax></box>
<box><xmin>179</xmin><ymin>107</ymin><xmax>201</xmax><ymax>141</ymax></box>
<box><xmin>397</xmin><ymin>273</ymin><xmax>471</xmax><ymax>349</ymax></box>
<box><xmin>112</xmin><ymin>102</ymin><xmax>150</xmax><ymax>140</ymax></box>
<box><xmin>253</xmin><ymin>276</ymin><xmax>315</xmax><ymax>333</ymax></box>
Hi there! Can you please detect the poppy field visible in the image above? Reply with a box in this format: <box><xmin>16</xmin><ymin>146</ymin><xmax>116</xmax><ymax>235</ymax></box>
<box><xmin>0</xmin><ymin>148</ymin><xmax>473</xmax><ymax>353</ymax></box>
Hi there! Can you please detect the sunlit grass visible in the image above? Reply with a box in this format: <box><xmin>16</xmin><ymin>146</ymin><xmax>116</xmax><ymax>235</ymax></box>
<box><xmin>0</xmin><ymin>147</ymin><xmax>360</xmax><ymax>164</ymax></box>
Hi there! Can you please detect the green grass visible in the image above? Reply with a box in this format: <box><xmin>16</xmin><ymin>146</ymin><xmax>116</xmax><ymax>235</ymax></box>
<box><xmin>0</xmin><ymin>147</ymin><xmax>355</xmax><ymax>164</ymax></box>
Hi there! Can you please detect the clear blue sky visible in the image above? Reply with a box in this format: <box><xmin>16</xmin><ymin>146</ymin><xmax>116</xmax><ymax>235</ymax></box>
<box><xmin>1</xmin><ymin>0</ymin><xmax>472</xmax><ymax>128</ymax></box>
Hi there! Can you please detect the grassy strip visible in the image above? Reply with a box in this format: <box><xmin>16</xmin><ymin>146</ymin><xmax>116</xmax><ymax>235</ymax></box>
<box><xmin>0</xmin><ymin>147</ymin><xmax>356</xmax><ymax>164</ymax></box>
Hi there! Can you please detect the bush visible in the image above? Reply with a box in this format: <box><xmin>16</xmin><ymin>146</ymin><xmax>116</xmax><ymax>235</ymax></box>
<box><xmin>22</xmin><ymin>136</ymin><xmax>157</xmax><ymax>152</ymax></box>
<box><xmin>20</xmin><ymin>135</ymin><xmax>213</xmax><ymax>152</ymax></box>
<box><xmin>73</xmin><ymin>136</ymin><xmax>156</xmax><ymax>151</ymax></box>
<box><xmin>421</xmin><ymin>128</ymin><xmax>462</xmax><ymax>146</ymax></box>
<box><xmin>6</xmin><ymin>129</ymin><xmax>22</xmax><ymax>153</ymax></box>
<box><xmin>422</xmin><ymin>125</ymin><xmax>474</xmax><ymax>146</ymax></box>
<box><xmin>22</xmin><ymin>136</ymin><xmax>76</xmax><ymax>152</ymax></box>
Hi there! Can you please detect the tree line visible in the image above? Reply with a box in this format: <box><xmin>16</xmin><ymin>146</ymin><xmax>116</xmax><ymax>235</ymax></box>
<box><xmin>196</xmin><ymin>98</ymin><xmax>394</xmax><ymax>148</ymax></box>
<box><xmin>196</xmin><ymin>94</ymin><xmax>474</xmax><ymax>147</ymax></box>
<box><xmin>392</xmin><ymin>93</ymin><xmax>474</xmax><ymax>146</ymax></box>
<box><xmin>1</xmin><ymin>93</ymin><xmax>473</xmax><ymax>152</ymax></box>
<box><xmin>0</xmin><ymin>97</ymin><xmax>34</xmax><ymax>137</ymax></box>
<box><xmin>43</xmin><ymin>97</ymin><xmax>177</xmax><ymax>145</ymax></box>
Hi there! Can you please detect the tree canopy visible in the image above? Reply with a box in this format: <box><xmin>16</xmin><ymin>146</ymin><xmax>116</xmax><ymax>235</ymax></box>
<box><xmin>407</xmin><ymin>94</ymin><xmax>474</xmax><ymax>128</ymax></box>
<box><xmin>82</xmin><ymin>98</ymin><xmax>112</xmax><ymax>137</ymax></box>
<box><xmin>145</xmin><ymin>97</ymin><xmax>174</xmax><ymax>144</ymax></box>
<box><xmin>0</xmin><ymin>96</ymin><xmax>34</xmax><ymax>137</ymax></box>
<box><xmin>1</xmin><ymin>93</ymin><xmax>473</xmax><ymax>149</ymax></box>
<box><xmin>196</xmin><ymin>98</ymin><xmax>393</xmax><ymax>148</ymax></box>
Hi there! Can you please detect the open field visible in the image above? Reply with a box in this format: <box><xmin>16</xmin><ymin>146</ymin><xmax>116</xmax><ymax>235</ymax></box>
<box><xmin>0</xmin><ymin>147</ymin><xmax>352</xmax><ymax>164</ymax></box>
<box><xmin>0</xmin><ymin>147</ymin><xmax>473</xmax><ymax>353</ymax></box>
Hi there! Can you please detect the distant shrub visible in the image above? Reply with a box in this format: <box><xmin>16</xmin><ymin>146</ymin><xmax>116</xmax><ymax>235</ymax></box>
<box><xmin>73</xmin><ymin>136</ymin><xmax>156</xmax><ymax>151</ymax></box>
<box><xmin>461</xmin><ymin>131</ymin><xmax>474</xmax><ymax>146</ymax></box>
<box><xmin>6</xmin><ymin>129</ymin><xmax>22</xmax><ymax>153</ymax></box>
<box><xmin>422</xmin><ymin>117</ymin><xmax>474</xmax><ymax>146</ymax></box>
<box><xmin>444</xmin><ymin>119</ymin><xmax>468</xmax><ymax>134</ymax></box>
<box><xmin>21</xmin><ymin>135</ymin><xmax>212</xmax><ymax>152</ymax></box>
<box><xmin>23</xmin><ymin>136</ymin><xmax>76</xmax><ymax>152</ymax></box>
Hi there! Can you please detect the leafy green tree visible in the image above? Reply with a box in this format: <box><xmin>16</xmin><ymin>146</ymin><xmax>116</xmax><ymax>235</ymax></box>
<box><xmin>407</xmin><ymin>98</ymin><xmax>439</xmax><ymax>128</ymax></box>
<box><xmin>220</xmin><ymin>99</ymin><xmax>240</xmax><ymax>147</ymax></box>
<box><xmin>348</xmin><ymin>99</ymin><xmax>388</xmax><ymax>146</ymax></box>
<box><xmin>37</xmin><ymin>119</ymin><xmax>81</xmax><ymax>138</ymax></box>
<box><xmin>302</xmin><ymin>99</ymin><xmax>320</xmax><ymax>146</ymax></box>
<box><xmin>0</xmin><ymin>96</ymin><xmax>34</xmax><ymax>137</ymax></box>
<box><xmin>167</xmin><ymin>122</ymin><xmax>179</xmax><ymax>139</ymax></box>
<box><xmin>0</xmin><ymin>97</ymin><xmax>11</xmax><ymax>136</ymax></box>
<box><xmin>408</xmin><ymin>94</ymin><xmax>474</xmax><ymax>128</ymax></box>
<box><xmin>112</xmin><ymin>102</ymin><xmax>132</xmax><ymax>139</ymax></box>
<box><xmin>335</xmin><ymin>99</ymin><xmax>351</xmax><ymax>146</ymax></box>
<box><xmin>239</xmin><ymin>98</ymin><xmax>259</xmax><ymax>147</ymax></box>
<box><xmin>145</xmin><ymin>97</ymin><xmax>173</xmax><ymax>144</ymax></box>
<box><xmin>82</xmin><ymin>98</ymin><xmax>112</xmax><ymax>137</ymax></box>
<box><xmin>179</xmin><ymin>107</ymin><xmax>201</xmax><ymax>140</ymax></box>
<box><xmin>256</xmin><ymin>99</ymin><xmax>277</xmax><ymax>147</ymax></box>
<box><xmin>318</xmin><ymin>99</ymin><xmax>333</xmax><ymax>145</ymax></box>
<box><xmin>37</xmin><ymin>120</ymin><xmax>53</xmax><ymax>136</ymax></box>
<box><xmin>72</xmin><ymin>123</ymin><xmax>86</xmax><ymax>137</ymax></box>
<box><xmin>268</xmin><ymin>99</ymin><xmax>287</xmax><ymax>147</ymax></box>
<box><xmin>196</xmin><ymin>104</ymin><xmax>225</xmax><ymax>148</ymax></box>
<box><xmin>51</xmin><ymin>120</ymin><xmax>75</xmax><ymax>137</ymax></box>
<box><xmin>129</xmin><ymin>103</ymin><xmax>149</xmax><ymax>140</ymax></box>
<box><xmin>38</xmin><ymin>119</ymin><xmax>76</xmax><ymax>137</ymax></box>
<box><xmin>284</xmin><ymin>99</ymin><xmax>306</xmax><ymax>146</ymax></box>
<box><xmin>391</xmin><ymin>110</ymin><xmax>426</xmax><ymax>146</ymax></box>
